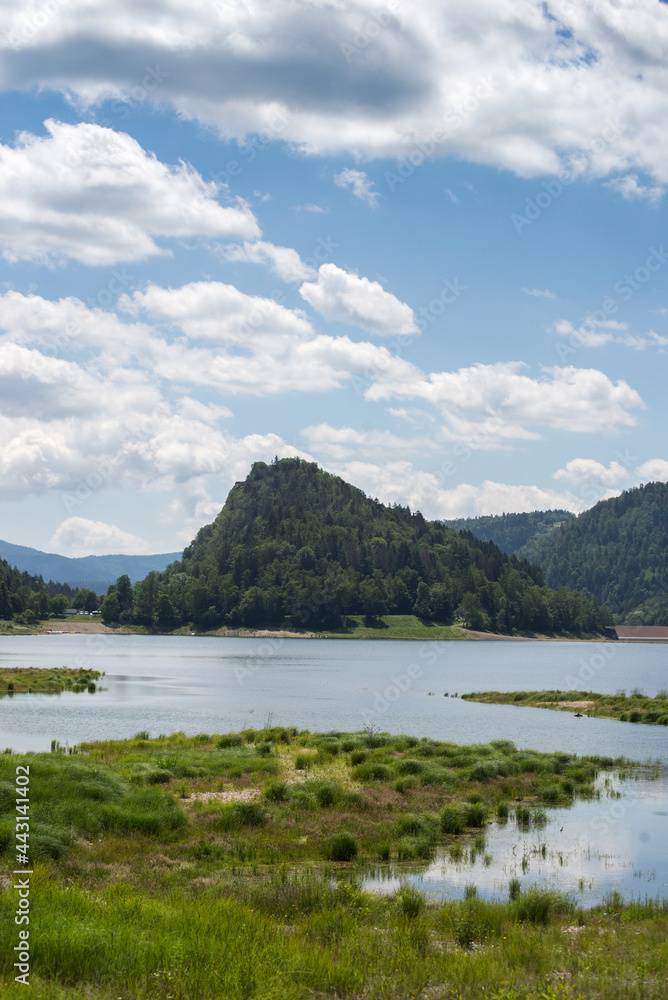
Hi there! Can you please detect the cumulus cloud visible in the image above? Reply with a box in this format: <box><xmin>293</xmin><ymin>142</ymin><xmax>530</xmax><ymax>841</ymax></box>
<box><xmin>300</xmin><ymin>264</ymin><xmax>418</xmax><ymax>337</ymax></box>
<box><xmin>0</xmin><ymin>284</ymin><xmax>425</xmax><ymax>509</ymax></box>
<box><xmin>331</xmin><ymin>460</ymin><xmax>584</xmax><ymax>519</ymax></box>
<box><xmin>556</xmin><ymin>318</ymin><xmax>668</xmax><ymax>350</ymax></box>
<box><xmin>636</xmin><ymin>459</ymin><xmax>668</xmax><ymax>482</ymax></box>
<box><xmin>0</xmin><ymin>120</ymin><xmax>259</xmax><ymax>266</ymax></box>
<box><xmin>553</xmin><ymin>458</ymin><xmax>631</xmax><ymax>487</ymax></box>
<box><xmin>3</xmin><ymin>2</ymin><xmax>668</xmax><ymax>180</ymax></box>
<box><xmin>48</xmin><ymin>517</ymin><xmax>150</xmax><ymax>557</ymax></box>
<box><xmin>302</xmin><ymin>422</ymin><xmax>435</xmax><ymax>461</ymax></box>
<box><xmin>604</xmin><ymin>174</ymin><xmax>663</xmax><ymax>205</ymax></box>
<box><xmin>219</xmin><ymin>240</ymin><xmax>315</xmax><ymax>282</ymax></box>
<box><xmin>334</xmin><ymin>168</ymin><xmax>379</xmax><ymax>206</ymax></box>
<box><xmin>367</xmin><ymin>361</ymin><xmax>644</xmax><ymax>446</ymax></box>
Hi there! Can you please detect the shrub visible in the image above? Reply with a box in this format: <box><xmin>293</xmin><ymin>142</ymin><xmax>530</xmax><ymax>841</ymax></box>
<box><xmin>496</xmin><ymin>800</ymin><xmax>509</xmax><ymax>820</ymax></box>
<box><xmin>395</xmin><ymin>815</ymin><xmax>427</xmax><ymax>837</ymax></box>
<box><xmin>352</xmin><ymin>762</ymin><xmax>390</xmax><ymax>782</ymax></box>
<box><xmin>295</xmin><ymin>752</ymin><xmax>313</xmax><ymax>770</ymax></box>
<box><xmin>324</xmin><ymin>832</ymin><xmax>358</xmax><ymax>862</ymax></box>
<box><xmin>509</xmin><ymin>878</ymin><xmax>521</xmax><ymax>901</ymax></box>
<box><xmin>440</xmin><ymin>804</ymin><xmax>464</xmax><ymax>835</ymax></box>
<box><xmin>512</xmin><ymin>887</ymin><xmax>574</xmax><ymax>925</ymax></box>
<box><xmin>464</xmin><ymin>802</ymin><xmax>488</xmax><ymax>828</ymax></box>
<box><xmin>314</xmin><ymin>782</ymin><xmax>340</xmax><ymax>807</ymax></box>
<box><xmin>396</xmin><ymin>884</ymin><xmax>425</xmax><ymax>919</ymax></box>
<box><xmin>349</xmin><ymin>749</ymin><xmax>367</xmax><ymax>766</ymax></box>
<box><xmin>263</xmin><ymin>781</ymin><xmax>290</xmax><ymax>803</ymax></box>
<box><xmin>396</xmin><ymin>758</ymin><xmax>424</xmax><ymax>775</ymax></box>
<box><xmin>217</xmin><ymin>733</ymin><xmax>243</xmax><ymax>749</ymax></box>
<box><xmin>453</xmin><ymin>902</ymin><xmax>479</xmax><ymax>949</ymax></box>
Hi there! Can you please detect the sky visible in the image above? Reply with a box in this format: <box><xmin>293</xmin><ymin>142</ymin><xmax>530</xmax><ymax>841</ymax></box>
<box><xmin>0</xmin><ymin>0</ymin><xmax>666</xmax><ymax>558</ymax></box>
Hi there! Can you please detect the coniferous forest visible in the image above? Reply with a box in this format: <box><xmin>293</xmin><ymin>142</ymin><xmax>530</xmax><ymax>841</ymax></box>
<box><xmin>520</xmin><ymin>482</ymin><xmax>668</xmax><ymax>624</ymax></box>
<box><xmin>442</xmin><ymin>510</ymin><xmax>576</xmax><ymax>556</ymax></box>
<box><xmin>0</xmin><ymin>556</ymin><xmax>73</xmax><ymax>625</ymax></box>
<box><xmin>124</xmin><ymin>458</ymin><xmax>612</xmax><ymax>635</ymax></box>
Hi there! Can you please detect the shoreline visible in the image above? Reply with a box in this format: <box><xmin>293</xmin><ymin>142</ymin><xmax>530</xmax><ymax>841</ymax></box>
<box><xmin>0</xmin><ymin>621</ymin><xmax>618</xmax><ymax>641</ymax></box>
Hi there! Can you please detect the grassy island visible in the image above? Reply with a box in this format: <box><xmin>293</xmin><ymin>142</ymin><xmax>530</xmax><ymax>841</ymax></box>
<box><xmin>0</xmin><ymin>728</ymin><xmax>665</xmax><ymax>998</ymax></box>
<box><xmin>461</xmin><ymin>689</ymin><xmax>668</xmax><ymax>725</ymax></box>
<box><xmin>0</xmin><ymin>666</ymin><xmax>101</xmax><ymax>696</ymax></box>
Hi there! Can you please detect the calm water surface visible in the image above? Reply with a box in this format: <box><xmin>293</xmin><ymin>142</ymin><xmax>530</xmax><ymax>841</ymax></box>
<box><xmin>0</xmin><ymin>634</ymin><xmax>665</xmax><ymax>759</ymax></box>
<box><xmin>1</xmin><ymin>634</ymin><xmax>666</xmax><ymax>904</ymax></box>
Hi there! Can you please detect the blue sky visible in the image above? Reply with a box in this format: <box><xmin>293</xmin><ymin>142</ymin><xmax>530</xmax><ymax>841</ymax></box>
<box><xmin>0</xmin><ymin>0</ymin><xmax>666</xmax><ymax>557</ymax></box>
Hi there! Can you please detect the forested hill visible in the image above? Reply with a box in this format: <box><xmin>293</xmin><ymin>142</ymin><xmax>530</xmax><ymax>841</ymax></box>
<box><xmin>133</xmin><ymin>458</ymin><xmax>611</xmax><ymax>635</ymax></box>
<box><xmin>520</xmin><ymin>481</ymin><xmax>668</xmax><ymax>623</ymax></box>
<box><xmin>442</xmin><ymin>510</ymin><xmax>575</xmax><ymax>556</ymax></box>
<box><xmin>0</xmin><ymin>556</ymin><xmax>73</xmax><ymax>624</ymax></box>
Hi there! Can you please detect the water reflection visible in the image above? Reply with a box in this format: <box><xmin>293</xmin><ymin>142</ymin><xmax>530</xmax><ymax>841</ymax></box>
<box><xmin>364</xmin><ymin>769</ymin><xmax>668</xmax><ymax>906</ymax></box>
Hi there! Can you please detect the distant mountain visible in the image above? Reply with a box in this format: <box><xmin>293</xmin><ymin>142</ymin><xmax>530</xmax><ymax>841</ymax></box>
<box><xmin>129</xmin><ymin>458</ymin><xmax>611</xmax><ymax>636</ymax></box>
<box><xmin>442</xmin><ymin>510</ymin><xmax>575</xmax><ymax>555</ymax></box>
<box><xmin>519</xmin><ymin>482</ymin><xmax>668</xmax><ymax>624</ymax></box>
<box><xmin>0</xmin><ymin>540</ymin><xmax>180</xmax><ymax>593</ymax></box>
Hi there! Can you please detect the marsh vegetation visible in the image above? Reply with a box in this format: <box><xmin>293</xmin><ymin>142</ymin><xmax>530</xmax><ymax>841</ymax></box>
<box><xmin>462</xmin><ymin>689</ymin><xmax>668</xmax><ymax>725</ymax></box>
<box><xmin>0</xmin><ymin>666</ymin><xmax>101</xmax><ymax>697</ymax></box>
<box><xmin>0</xmin><ymin>727</ymin><xmax>665</xmax><ymax>997</ymax></box>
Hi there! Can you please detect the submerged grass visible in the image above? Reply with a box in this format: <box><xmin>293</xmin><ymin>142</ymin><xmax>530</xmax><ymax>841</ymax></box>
<box><xmin>0</xmin><ymin>728</ymin><xmax>664</xmax><ymax>998</ymax></box>
<box><xmin>461</xmin><ymin>689</ymin><xmax>668</xmax><ymax>725</ymax></box>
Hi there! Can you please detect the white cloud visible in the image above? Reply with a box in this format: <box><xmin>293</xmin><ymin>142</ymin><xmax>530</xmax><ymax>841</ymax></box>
<box><xmin>556</xmin><ymin>318</ymin><xmax>668</xmax><ymax>350</ymax></box>
<box><xmin>4</xmin><ymin>2</ymin><xmax>668</xmax><ymax>181</ymax></box>
<box><xmin>302</xmin><ymin>422</ymin><xmax>435</xmax><ymax>461</ymax></box>
<box><xmin>289</xmin><ymin>203</ymin><xmax>328</xmax><ymax>214</ymax></box>
<box><xmin>334</xmin><ymin>168</ymin><xmax>379</xmax><ymax>206</ymax></box>
<box><xmin>0</xmin><ymin>120</ymin><xmax>259</xmax><ymax>266</ymax></box>
<box><xmin>604</xmin><ymin>174</ymin><xmax>663</xmax><ymax>205</ymax></box>
<box><xmin>522</xmin><ymin>287</ymin><xmax>556</xmax><ymax>298</ymax></box>
<box><xmin>48</xmin><ymin>517</ymin><xmax>150</xmax><ymax>557</ymax></box>
<box><xmin>331</xmin><ymin>460</ymin><xmax>584</xmax><ymax>519</ymax></box>
<box><xmin>553</xmin><ymin>458</ymin><xmax>631</xmax><ymax>487</ymax></box>
<box><xmin>300</xmin><ymin>264</ymin><xmax>418</xmax><ymax>337</ymax></box>
<box><xmin>636</xmin><ymin>459</ymin><xmax>668</xmax><ymax>482</ymax></box>
<box><xmin>367</xmin><ymin>361</ymin><xmax>643</xmax><ymax>446</ymax></box>
<box><xmin>219</xmin><ymin>240</ymin><xmax>315</xmax><ymax>282</ymax></box>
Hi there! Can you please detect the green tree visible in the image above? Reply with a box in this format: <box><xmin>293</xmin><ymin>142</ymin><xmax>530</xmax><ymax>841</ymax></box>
<box><xmin>51</xmin><ymin>594</ymin><xmax>69</xmax><ymax>617</ymax></box>
<box><xmin>413</xmin><ymin>580</ymin><xmax>432</xmax><ymax>619</ymax></box>
<box><xmin>100</xmin><ymin>592</ymin><xmax>121</xmax><ymax>624</ymax></box>
<box><xmin>156</xmin><ymin>593</ymin><xmax>177</xmax><ymax>630</ymax></box>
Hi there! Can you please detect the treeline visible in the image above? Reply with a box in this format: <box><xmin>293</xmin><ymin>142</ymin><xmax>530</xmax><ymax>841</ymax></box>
<box><xmin>0</xmin><ymin>557</ymin><xmax>74</xmax><ymax>624</ymax></box>
<box><xmin>442</xmin><ymin>510</ymin><xmax>575</xmax><ymax>556</ymax></box>
<box><xmin>521</xmin><ymin>482</ymin><xmax>668</xmax><ymax>623</ymax></box>
<box><xmin>106</xmin><ymin>459</ymin><xmax>612</xmax><ymax>636</ymax></box>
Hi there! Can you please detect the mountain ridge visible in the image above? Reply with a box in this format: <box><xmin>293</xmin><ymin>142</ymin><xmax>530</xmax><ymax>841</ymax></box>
<box><xmin>0</xmin><ymin>539</ymin><xmax>180</xmax><ymax>591</ymax></box>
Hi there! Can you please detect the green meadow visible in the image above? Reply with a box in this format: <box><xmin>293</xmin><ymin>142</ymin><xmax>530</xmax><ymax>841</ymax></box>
<box><xmin>0</xmin><ymin>728</ymin><xmax>665</xmax><ymax>998</ymax></box>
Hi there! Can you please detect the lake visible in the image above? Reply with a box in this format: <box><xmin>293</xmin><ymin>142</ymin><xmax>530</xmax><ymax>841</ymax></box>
<box><xmin>0</xmin><ymin>634</ymin><xmax>666</xmax><ymax>759</ymax></box>
<box><xmin>1</xmin><ymin>633</ymin><xmax>666</xmax><ymax>905</ymax></box>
